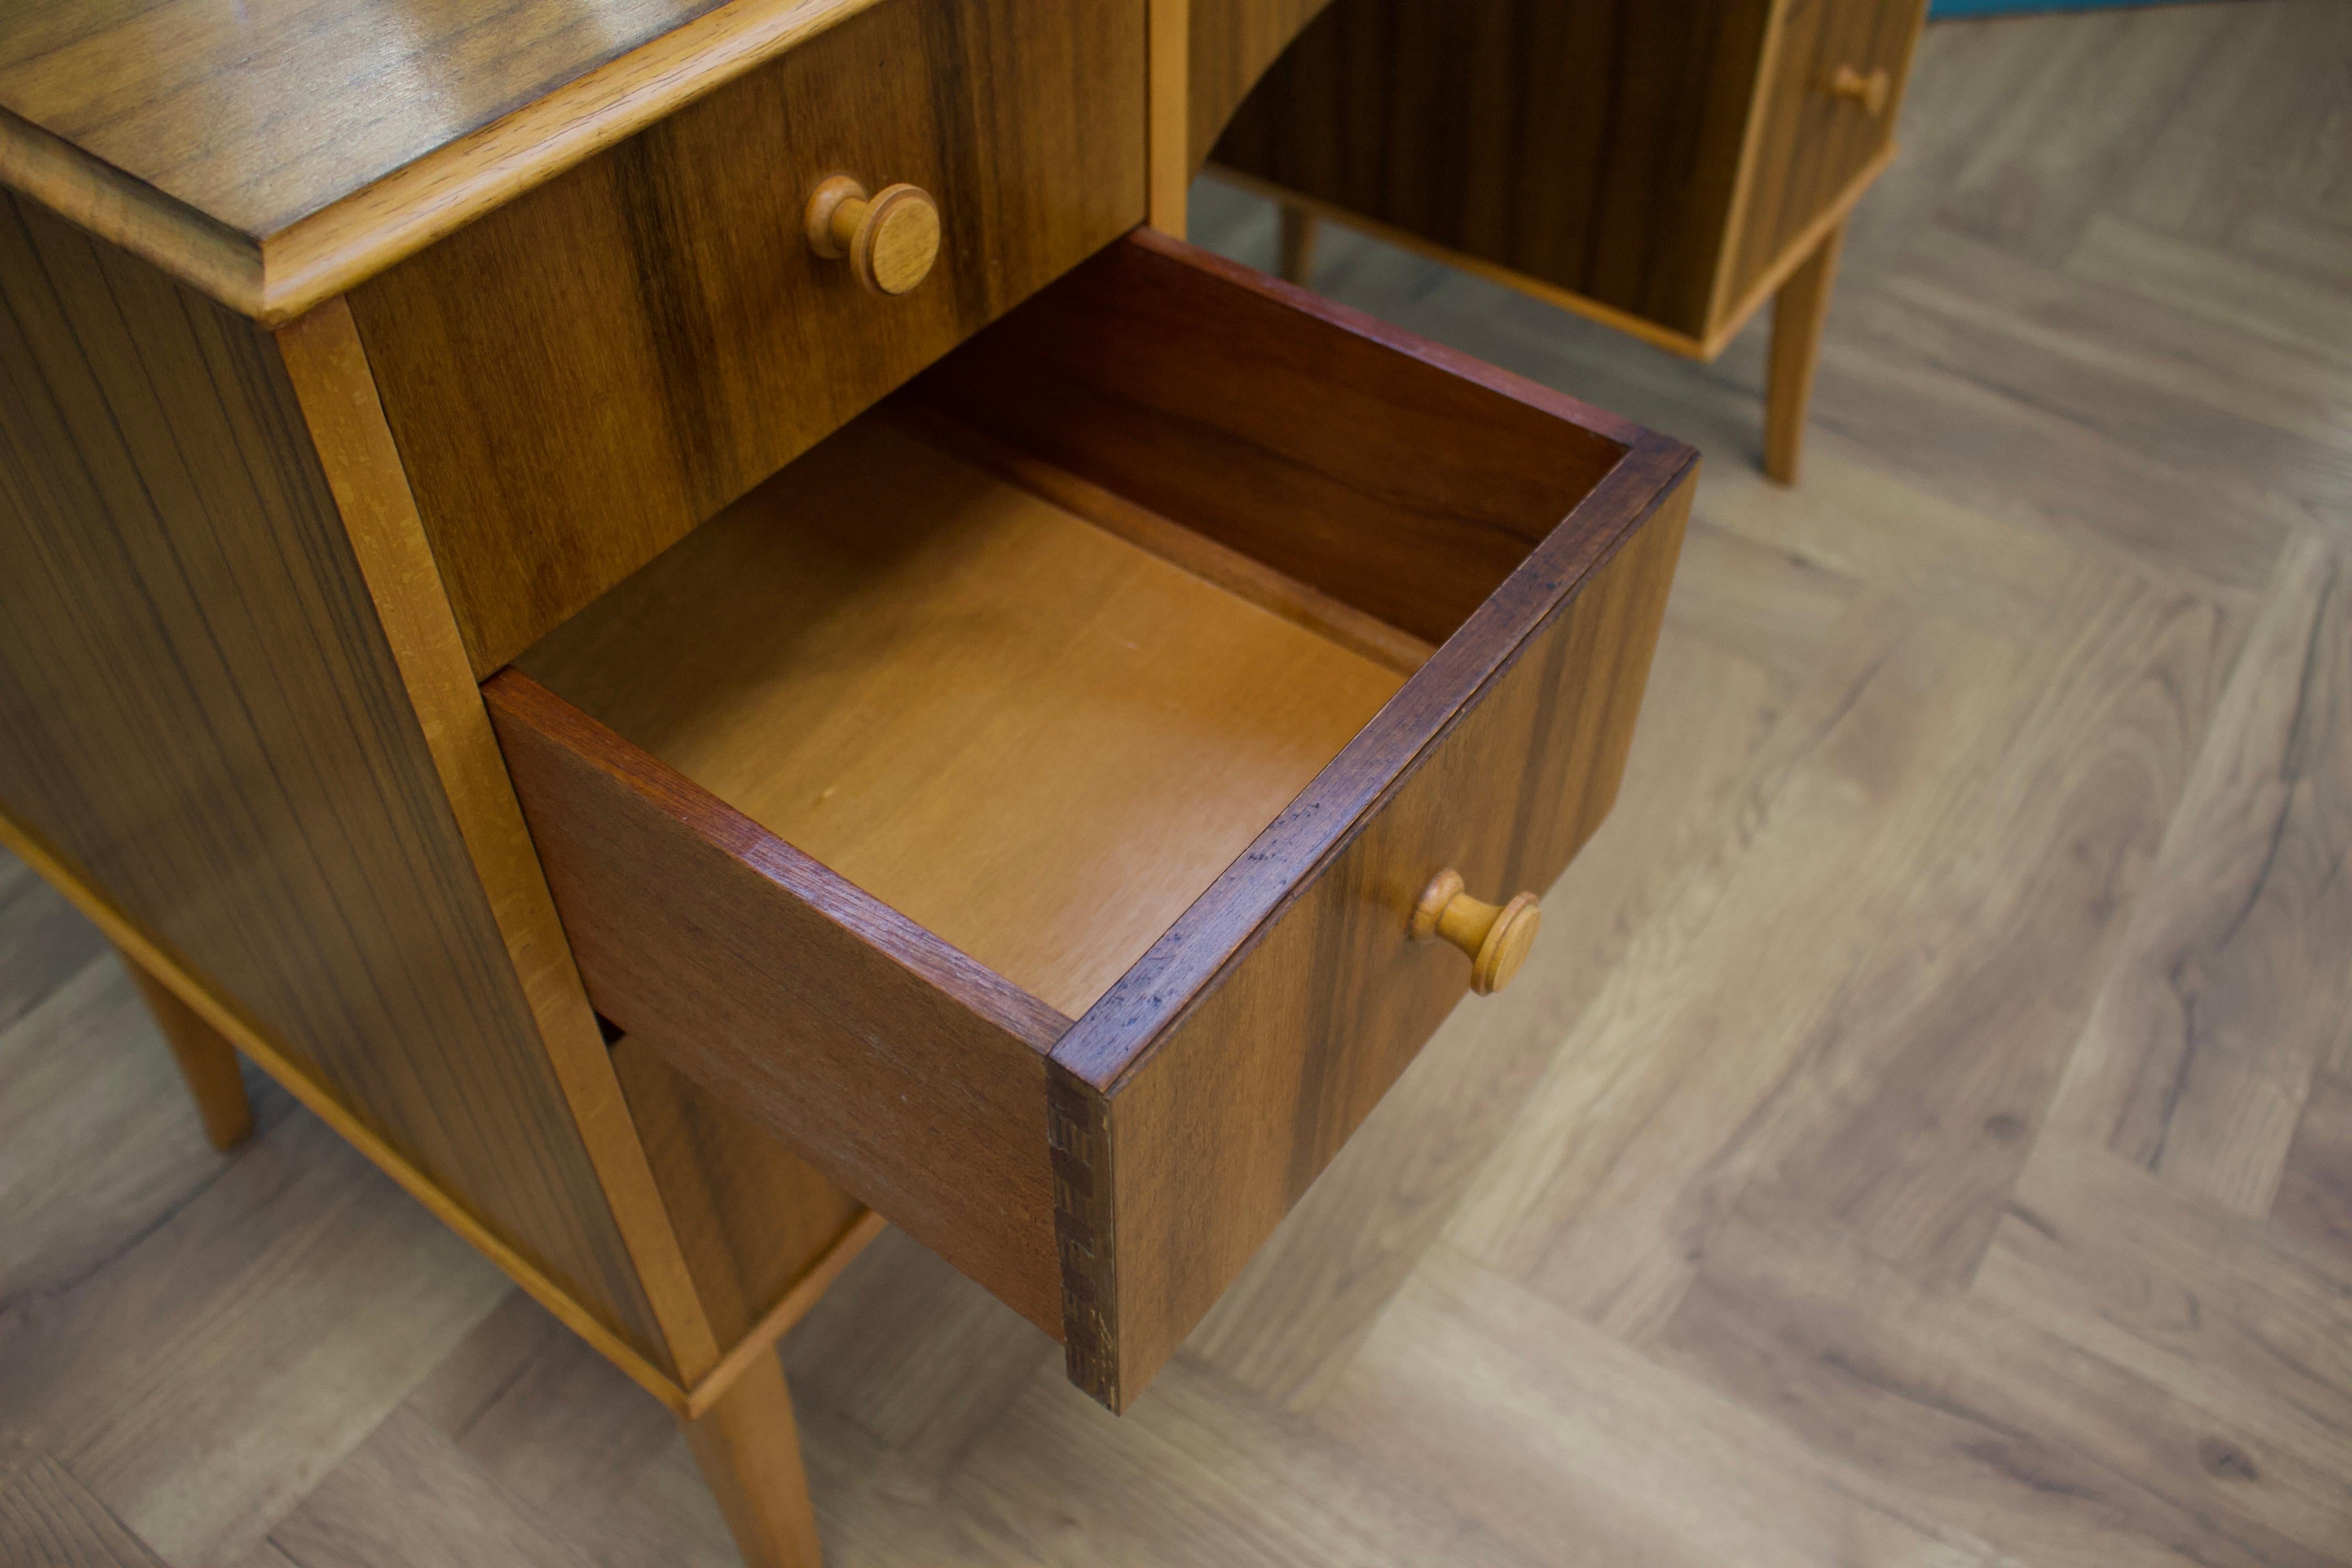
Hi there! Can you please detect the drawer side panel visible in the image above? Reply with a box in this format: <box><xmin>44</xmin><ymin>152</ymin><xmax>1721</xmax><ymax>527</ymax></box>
<box><xmin>487</xmin><ymin>673</ymin><xmax>1070</xmax><ymax>1335</ymax></box>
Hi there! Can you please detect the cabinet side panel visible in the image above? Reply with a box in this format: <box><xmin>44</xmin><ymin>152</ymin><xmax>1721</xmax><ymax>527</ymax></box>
<box><xmin>0</xmin><ymin>191</ymin><xmax>668</xmax><ymax>1365</ymax></box>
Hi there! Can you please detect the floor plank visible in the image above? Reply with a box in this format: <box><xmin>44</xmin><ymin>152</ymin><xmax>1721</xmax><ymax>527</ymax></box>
<box><xmin>1317</xmin><ymin>1251</ymin><xmax>1997</xmax><ymax>1568</ymax></box>
<box><xmin>1979</xmin><ymin>1138</ymin><xmax>2352</xmax><ymax>1474</ymax></box>
<box><xmin>1665</xmin><ymin>1191</ymin><xmax>2349</xmax><ymax>1568</ymax></box>
<box><xmin>0</xmin><ymin>1454</ymin><xmax>170</xmax><ymax>1568</ymax></box>
<box><xmin>267</xmin><ymin>1410</ymin><xmax>601</xmax><ymax>1568</ymax></box>
<box><xmin>2049</xmin><ymin>532</ymin><xmax>2352</xmax><ymax>1214</ymax></box>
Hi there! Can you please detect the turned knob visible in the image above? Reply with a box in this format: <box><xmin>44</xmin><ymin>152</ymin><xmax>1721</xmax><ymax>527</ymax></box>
<box><xmin>805</xmin><ymin>176</ymin><xmax>941</xmax><ymax>295</ymax></box>
<box><xmin>1411</xmin><ymin>870</ymin><xmax>1541</xmax><ymax>996</ymax></box>
<box><xmin>1828</xmin><ymin>64</ymin><xmax>1892</xmax><ymax>116</ymax></box>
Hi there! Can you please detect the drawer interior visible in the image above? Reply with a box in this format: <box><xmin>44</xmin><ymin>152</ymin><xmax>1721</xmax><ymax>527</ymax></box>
<box><xmin>516</xmin><ymin>417</ymin><xmax>1411</xmax><ymax>1018</ymax></box>
<box><xmin>511</xmin><ymin>237</ymin><xmax>1633</xmax><ymax>1027</ymax></box>
<box><xmin>490</xmin><ymin>230</ymin><xmax>1687</xmax><ymax>1407</ymax></box>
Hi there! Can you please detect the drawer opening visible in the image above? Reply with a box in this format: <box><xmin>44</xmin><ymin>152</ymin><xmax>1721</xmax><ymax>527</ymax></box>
<box><xmin>514</xmin><ymin>411</ymin><xmax>1413</xmax><ymax>1020</ymax></box>
<box><xmin>487</xmin><ymin>230</ymin><xmax>1690</xmax><ymax>1401</ymax></box>
<box><xmin>508</xmin><ymin>236</ymin><xmax>1630</xmax><ymax>1024</ymax></box>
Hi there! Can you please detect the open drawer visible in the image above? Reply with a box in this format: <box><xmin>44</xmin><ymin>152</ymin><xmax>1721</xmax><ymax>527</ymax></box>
<box><xmin>484</xmin><ymin>230</ymin><xmax>1695</xmax><ymax>1411</ymax></box>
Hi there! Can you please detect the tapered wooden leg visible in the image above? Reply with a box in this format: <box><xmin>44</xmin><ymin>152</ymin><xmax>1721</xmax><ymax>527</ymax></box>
<box><xmin>682</xmin><ymin>1351</ymin><xmax>823</xmax><ymax>1568</ymax></box>
<box><xmin>116</xmin><ymin>943</ymin><xmax>253</xmax><ymax>1151</ymax></box>
<box><xmin>1762</xmin><ymin>220</ymin><xmax>1848</xmax><ymax>486</ymax></box>
<box><xmin>1277</xmin><ymin>202</ymin><xmax>1319</xmax><ymax>286</ymax></box>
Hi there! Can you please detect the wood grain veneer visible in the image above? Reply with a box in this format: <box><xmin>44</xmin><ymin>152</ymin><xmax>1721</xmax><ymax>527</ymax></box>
<box><xmin>0</xmin><ymin>0</ymin><xmax>911</xmax><ymax>321</ymax></box>
<box><xmin>0</xmin><ymin>190</ymin><xmax>671</xmax><ymax>1368</ymax></box>
<box><xmin>1722</xmin><ymin>0</ymin><xmax>1924</xmax><ymax>311</ymax></box>
<box><xmin>1211</xmin><ymin>0</ymin><xmax>1777</xmax><ymax>343</ymax></box>
<box><xmin>1055</xmin><ymin>465</ymin><xmax>1691</xmax><ymax>1406</ymax></box>
<box><xmin>1188</xmin><ymin>0</ymin><xmax>1339</xmax><ymax>171</ymax></box>
<box><xmin>911</xmin><ymin>235</ymin><xmax>1634</xmax><ymax>647</ymax></box>
<box><xmin>347</xmin><ymin>0</ymin><xmax>1146</xmax><ymax>677</ymax></box>
<box><xmin>491</xmin><ymin>231</ymin><xmax>1696</xmax><ymax>1409</ymax></box>
<box><xmin>273</xmin><ymin>295</ymin><xmax>727</xmax><ymax>1387</ymax></box>
<box><xmin>1210</xmin><ymin>0</ymin><xmax>1923</xmax><ymax>355</ymax></box>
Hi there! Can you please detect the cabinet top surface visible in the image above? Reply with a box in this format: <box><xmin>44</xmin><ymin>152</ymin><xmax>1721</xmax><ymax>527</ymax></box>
<box><xmin>0</xmin><ymin>0</ymin><xmax>881</xmax><ymax>322</ymax></box>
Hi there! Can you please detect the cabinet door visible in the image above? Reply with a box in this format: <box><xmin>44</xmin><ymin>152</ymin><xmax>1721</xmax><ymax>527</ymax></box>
<box><xmin>1725</xmin><ymin>0</ymin><xmax>1927</xmax><ymax>308</ymax></box>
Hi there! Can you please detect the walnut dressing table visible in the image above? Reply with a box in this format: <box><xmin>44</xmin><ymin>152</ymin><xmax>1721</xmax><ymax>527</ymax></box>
<box><xmin>0</xmin><ymin>3</ymin><xmax>1701</xmax><ymax>1562</ymax></box>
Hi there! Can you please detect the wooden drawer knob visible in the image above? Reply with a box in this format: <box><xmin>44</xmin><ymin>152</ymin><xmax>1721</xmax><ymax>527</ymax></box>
<box><xmin>1411</xmin><ymin>870</ymin><xmax>1541</xmax><ymax>995</ymax></box>
<box><xmin>1829</xmin><ymin>64</ymin><xmax>1892</xmax><ymax>116</ymax></box>
<box><xmin>806</xmin><ymin>175</ymin><xmax>941</xmax><ymax>295</ymax></box>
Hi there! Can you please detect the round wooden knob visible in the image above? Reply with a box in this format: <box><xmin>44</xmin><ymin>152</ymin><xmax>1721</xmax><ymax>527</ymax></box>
<box><xmin>1411</xmin><ymin>870</ymin><xmax>1541</xmax><ymax>996</ymax></box>
<box><xmin>1828</xmin><ymin>64</ymin><xmax>1892</xmax><ymax>116</ymax></box>
<box><xmin>805</xmin><ymin>176</ymin><xmax>940</xmax><ymax>296</ymax></box>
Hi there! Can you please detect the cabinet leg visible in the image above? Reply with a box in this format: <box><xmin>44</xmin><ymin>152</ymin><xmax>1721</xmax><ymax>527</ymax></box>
<box><xmin>117</xmin><ymin>943</ymin><xmax>253</xmax><ymax>1151</ymax></box>
<box><xmin>683</xmin><ymin>1352</ymin><xmax>824</xmax><ymax>1568</ymax></box>
<box><xmin>1277</xmin><ymin>203</ymin><xmax>1319</xmax><ymax>286</ymax></box>
<box><xmin>1762</xmin><ymin>220</ymin><xmax>1848</xmax><ymax>486</ymax></box>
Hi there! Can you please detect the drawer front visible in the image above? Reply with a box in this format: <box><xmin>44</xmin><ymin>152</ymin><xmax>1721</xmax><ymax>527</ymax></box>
<box><xmin>350</xmin><ymin>0</ymin><xmax>1147</xmax><ymax>676</ymax></box>
<box><xmin>489</xmin><ymin>233</ymin><xmax>1694</xmax><ymax>1411</ymax></box>
<box><xmin>1048</xmin><ymin>428</ymin><xmax>1691</xmax><ymax>1410</ymax></box>
<box><xmin>1728</xmin><ymin>0</ymin><xmax>1925</xmax><ymax>302</ymax></box>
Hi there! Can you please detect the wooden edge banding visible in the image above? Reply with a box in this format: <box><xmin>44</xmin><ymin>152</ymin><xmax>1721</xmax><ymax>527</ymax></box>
<box><xmin>0</xmin><ymin>107</ymin><xmax>265</xmax><ymax>314</ymax></box>
<box><xmin>0</xmin><ymin>0</ymin><xmax>892</xmax><ymax>324</ymax></box>
<box><xmin>681</xmin><ymin>1208</ymin><xmax>889</xmax><ymax>1419</ymax></box>
<box><xmin>1147</xmin><ymin>0</ymin><xmax>1193</xmax><ymax>235</ymax></box>
<box><xmin>271</xmin><ymin>299</ymin><xmax>726</xmax><ymax>1383</ymax></box>
<box><xmin>1200</xmin><ymin>167</ymin><xmax>1714</xmax><ymax>361</ymax></box>
<box><xmin>1046</xmin><ymin>1065</ymin><xmax>1119</xmax><ymax>1408</ymax></box>
<box><xmin>0</xmin><ymin>801</ymin><xmax>699</xmax><ymax>1415</ymax></box>
<box><xmin>1705</xmin><ymin>0</ymin><xmax>1799</xmax><ymax>335</ymax></box>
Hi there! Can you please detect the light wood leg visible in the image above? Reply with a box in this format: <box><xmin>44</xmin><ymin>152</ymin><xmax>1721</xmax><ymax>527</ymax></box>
<box><xmin>682</xmin><ymin>1351</ymin><xmax>824</xmax><ymax>1568</ymax></box>
<box><xmin>117</xmin><ymin>943</ymin><xmax>253</xmax><ymax>1151</ymax></box>
<box><xmin>1762</xmin><ymin>220</ymin><xmax>1848</xmax><ymax>486</ymax></box>
<box><xmin>1277</xmin><ymin>202</ymin><xmax>1319</xmax><ymax>286</ymax></box>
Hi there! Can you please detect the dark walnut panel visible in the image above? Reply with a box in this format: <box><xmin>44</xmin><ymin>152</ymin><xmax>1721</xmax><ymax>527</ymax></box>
<box><xmin>1188</xmin><ymin>0</ymin><xmax>1339</xmax><ymax>170</ymax></box>
<box><xmin>0</xmin><ymin>191</ymin><xmax>670</xmax><ymax>1366</ymax></box>
<box><xmin>1211</xmin><ymin>0</ymin><xmax>1774</xmax><ymax>341</ymax></box>
<box><xmin>1054</xmin><ymin>464</ymin><xmax>1691</xmax><ymax>1408</ymax></box>
<box><xmin>350</xmin><ymin>0</ymin><xmax>1147</xmax><ymax>676</ymax></box>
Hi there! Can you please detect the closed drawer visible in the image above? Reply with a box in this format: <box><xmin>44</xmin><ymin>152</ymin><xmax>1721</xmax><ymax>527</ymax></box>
<box><xmin>348</xmin><ymin>0</ymin><xmax>1147</xmax><ymax>676</ymax></box>
<box><xmin>485</xmin><ymin>231</ymin><xmax>1695</xmax><ymax>1411</ymax></box>
<box><xmin>1730</xmin><ymin>0</ymin><xmax>1925</xmax><ymax>298</ymax></box>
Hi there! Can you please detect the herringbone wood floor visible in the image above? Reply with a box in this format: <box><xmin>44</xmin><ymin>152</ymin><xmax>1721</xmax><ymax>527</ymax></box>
<box><xmin>6</xmin><ymin>4</ymin><xmax>2350</xmax><ymax>1563</ymax></box>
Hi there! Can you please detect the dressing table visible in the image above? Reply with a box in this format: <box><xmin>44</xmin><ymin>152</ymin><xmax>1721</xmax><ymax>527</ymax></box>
<box><xmin>0</xmin><ymin>2</ymin><xmax>1906</xmax><ymax>1560</ymax></box>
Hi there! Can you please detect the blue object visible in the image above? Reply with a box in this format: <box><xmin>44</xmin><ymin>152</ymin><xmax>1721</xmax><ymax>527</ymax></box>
<box><xmin>1930</xmin><ymin>0</ymin><xmax>2199</xmax><ymax>14</ymax></box>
